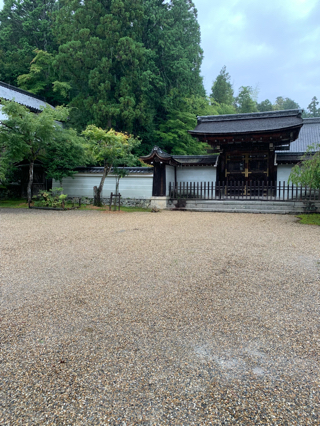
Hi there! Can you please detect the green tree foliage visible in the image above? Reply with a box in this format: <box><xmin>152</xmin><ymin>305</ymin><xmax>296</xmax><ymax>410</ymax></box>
<box><xmin>51</xmin><ymin>0</ymin><xmax>205</xmax><ymax>153</ymax></box>
<box><xmin>210</xmin><ymin>66</ymin><xmax>234</xmax><ymax>106</ymax></box>
<box><xmin>273</xmin><ymin>96</ymin><xmax>300</xmax><ymax>111</ymax></box>
<box><xmin>0</xmin><ymin>0</ymin><xmax>57</xmax><ymax>85</ymax></box>
<box><xmin>53</xmin><ymin>0</ymin><xmax>154</xmax><ymax>131</ymax></box>
<box><xmin>43</xmin><ymin>128</ymin><xmax>86</xmax><ymax>185</ymax></box>
<box><xmin>0</xmin><ymin>100</ymin><xmax>82</xmax><ymax>205</ymax></box>
<box><xmin>234</xmin><ymin>86</ymin><xmax>258</xmax><ymax>113</ymax></box>
<box><xmin>17</xmin><ymin>49</ymin><xmax>69</xmax><ymax>106</ymax></box>
<box><xmin>1</xmin><ymin>0</ymin><xmax>207</xmax><ymax>155</ymax></box>
<box><xmin>289</xmin><ymin>145</ymin><xmax>320</xmax><ymax>189</ymax></box>
<box><xmin>257</xmin><ymin>99</ymin><xmax>273</xmax><ymax>112</ymax></box>
<box><xmin>82</xmin><ymin>125</ymin><xmax>140</xmax><ymax>206</ymax></box>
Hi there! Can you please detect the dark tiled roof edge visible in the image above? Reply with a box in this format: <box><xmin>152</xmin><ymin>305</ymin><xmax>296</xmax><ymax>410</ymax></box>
<box><xmin>75</xmin><ymin>167</ymin><xmax>153</xmax><ymax>174</ymax></box>
<box><xmin>0</xmin><ymin>81</ymin><xmax>47</xmax><ymax>103</ymax></box>
<box><xmin>172</xmin><ymin>154</ymin><xmax>219</xmax><ymax>160</ymax></box>
<box><xmin>197</xmin><ymin>109</ymin><xmax>303</xmax><ymax>123</ymax></box>
<box><xmin>303</xmin><ymin>117</ymin><xmax>320</xmax><ymax>124</ymax></box>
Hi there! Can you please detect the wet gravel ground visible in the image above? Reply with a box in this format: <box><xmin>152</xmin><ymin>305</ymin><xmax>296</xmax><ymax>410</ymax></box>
<box><xmin>0</xmin><ymin>208</ymin><xmax>320</xmax><ymax>425</ymax></box>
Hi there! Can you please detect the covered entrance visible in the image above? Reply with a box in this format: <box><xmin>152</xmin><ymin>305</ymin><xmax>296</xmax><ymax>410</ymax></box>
<box><xmin>189</xmin><ymin>109</ymin><xmax>303</xmax><ymax>190</ymax></box>
<box><xmin>225</xmin><ymin>152</ymin><xmax>269</xmax><ymax>183</ymax></box>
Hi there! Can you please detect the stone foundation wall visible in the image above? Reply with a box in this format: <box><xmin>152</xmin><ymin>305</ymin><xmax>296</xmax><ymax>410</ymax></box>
<box><xmin>67</xmin><ymin>196</ymin><xmax>151</xmax><ymax>209</ymax></box>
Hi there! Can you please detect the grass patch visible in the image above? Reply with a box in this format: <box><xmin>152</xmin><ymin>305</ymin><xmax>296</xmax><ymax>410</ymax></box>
<box><xmin>296</xmin><ymin>214</ymin><xmax>320</xmax><ymax>226</ymax></box>
<box><xmin>119</xmin><ymin>206</ymin><xmax>151</xmax><ymax>212</ymax></box>
<box><xmin>0</xmin><ymin>199</ymin><xmax>28</xmax><ymax>208</ymax></box>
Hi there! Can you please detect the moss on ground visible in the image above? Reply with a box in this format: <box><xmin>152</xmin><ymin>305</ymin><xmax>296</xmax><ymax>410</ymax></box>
<box><xmin>296</xmin><ymin>214</ymin><xmax>320</xmax><ymax>226</ymax></box>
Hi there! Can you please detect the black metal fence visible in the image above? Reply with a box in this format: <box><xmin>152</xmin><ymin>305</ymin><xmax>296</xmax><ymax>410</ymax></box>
<box><xmin>169</xmin><ymin>181</ymin><xmax>320</xmax><ymax>201</ymax></box>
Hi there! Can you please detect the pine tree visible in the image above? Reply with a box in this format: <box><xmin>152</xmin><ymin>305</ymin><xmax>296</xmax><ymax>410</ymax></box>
<box><xmin>307</xmin><ymin>96</ymin><xmax>320</xmax><ymax>117</ymax></box>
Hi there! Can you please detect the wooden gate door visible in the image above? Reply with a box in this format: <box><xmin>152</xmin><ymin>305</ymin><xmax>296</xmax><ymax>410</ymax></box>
<box><xmin>153</xmin><ymin>163</ymin><xmax>166</xmax><ymax>196</ymax></box>
<box><xmin>225</xmin><ymin>152</ymin><xmax>269</xmax><ymax>196</ymax></box>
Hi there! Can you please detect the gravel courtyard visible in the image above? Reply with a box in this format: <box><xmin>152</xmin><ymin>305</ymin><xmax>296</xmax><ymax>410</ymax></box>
<box><xmin>1</xmin><ymin>209</ymin><xmax>320</xmax><ymax>425</ymax></box>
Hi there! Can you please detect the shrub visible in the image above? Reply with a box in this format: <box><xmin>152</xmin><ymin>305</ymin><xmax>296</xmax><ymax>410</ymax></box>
<box><xmin>33</xmin><ymin>188</ymin><xmax>67</xmax><ymax>208</ymax></box>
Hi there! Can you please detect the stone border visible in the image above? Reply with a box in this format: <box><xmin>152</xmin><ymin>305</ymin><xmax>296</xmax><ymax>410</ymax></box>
<box><xmin>66</xmin><ymin>197</ymin><xmax>152</xmax><ymax>209</ymax></box>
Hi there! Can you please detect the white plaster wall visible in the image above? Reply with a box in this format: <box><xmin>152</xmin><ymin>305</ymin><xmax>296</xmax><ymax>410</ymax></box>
<box><xmin>53</xmin><ymin>173</ymin><xmax>153</xmax><ymax>199</ymax></box>
<box><xmin>0</xmin><ymin>105</ymin><xmax>7</xmax><ymax>120</ymax></box>
<box><xmin>165</xmin><ymin>165</ymin><xmax>175</xmax><ymax>195</ymax></box>
<box><xmin>277</xmin><ymin>164</ymin><xmax>294</xmax><ymax>185</ymax></box>
<box><xmin>176</xmin><ymin>166</ymin><xmax>216</xmax><ymax>184</ymax></box>
<box><xmin>276</xmin><ymin>164</ymin><xmax>300</xmax><ymax>199</ymax></box>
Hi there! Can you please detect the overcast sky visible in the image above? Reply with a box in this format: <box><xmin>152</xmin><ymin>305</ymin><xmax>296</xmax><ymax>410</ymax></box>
<box><xmin>196</xmin><ymin>0</ymin><xmax>320</xmax><ymax>109</ymax></box>
<box><xmin>0</xmin><ymin>0</ymin><xmax>319</xmax><ymax>109</ymax></box>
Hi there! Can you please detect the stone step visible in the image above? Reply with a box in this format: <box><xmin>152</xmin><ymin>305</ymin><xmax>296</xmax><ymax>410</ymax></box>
<box><xmin>182</xmin><ymin>208</ymin><xmax>299</xmax><ymax>214</ymax></box>
<box><xmin>168</xmin><ymin>199</ymin><xmax>320</xmax><ymax>214</ymax></box>
<box><xmin>186</xmin><ymin>203</ymin><xmax>294</xmax><ymax>210</ymax></box>
<box><xmin>184</xmin><ymin>200</ymin><xmax>304</xmax><ymax>206</ymax></box>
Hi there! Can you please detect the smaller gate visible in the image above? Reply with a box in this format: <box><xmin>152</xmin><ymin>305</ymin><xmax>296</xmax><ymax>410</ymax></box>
<box><xmin>109</xmin><ymin>192</ymin><xmax>121</xmax><ymax>211</ymax></box>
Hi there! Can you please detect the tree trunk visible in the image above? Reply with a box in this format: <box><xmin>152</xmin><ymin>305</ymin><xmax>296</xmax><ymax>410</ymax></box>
<box><xmin>93</xmin><ymin>164</ymin><xmax>111</xmax><ymax>206</ymax></box>
<box><xmin>115</xmin><ymin>176</ymin><xmax>120</xmax><ymax>195</ymax></box>
<box><xmin>27</xmin><ymin>161</ymin><xmax>34</xmax><ymax>208</ymax></box>
<box><xmin>93</xmin><ymin>185</ymin><xmax>101</xmax><ymax>206</ymax></box>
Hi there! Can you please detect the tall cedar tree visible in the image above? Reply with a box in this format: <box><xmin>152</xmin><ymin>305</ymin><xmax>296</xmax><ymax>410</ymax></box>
<box><xmin>1</xmin><ymin>0</ymin><xmax>206</xmax><ymax>155</ymax></box>
<box><xmin>307</xmin><ymin>96</ymin><xmax>320</xmax><ymax>117</ymax></box>
<box><xmin>53</xmin><ymin>0</ymin><xmax>158</xmax><ymax>133</ymax></box>
<box><xmin>0</xmin><ymin>0</ymin><xmax>57</xmax><ymax>85</ymax></box>
<box><xmin>52</xmin><ymin>0</ymin><xmax>205</xmax><ymax>154</ymax></box>
<box><xmin>137</xmin><ymin>0</ymin><xmax>205</xmax><ymax>155</ymax></box>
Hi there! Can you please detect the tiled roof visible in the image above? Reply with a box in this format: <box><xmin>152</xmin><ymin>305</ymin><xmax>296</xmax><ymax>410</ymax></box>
<box><xmin>75</xmin><ymin>167</ymin><xmax>153</xmax><ymax>174</ymax></box>
<box><xmin>140</xmin><ymin>146</ymin><xmax>219</xmax><ymax>166</ymax></box>
<box><xmin>173</xmin><ymin>155</ymin><xmax>219</xmax><ymax>165</ymax></box>
<box><xmin>0</xmin><ymin>81</ymin><xmax>54</xmax><ymax>112</ymax></box>
<box><xmin>286</xmin><ymin>117</ymin><xmax>320</xmax><ymax>153</ymax></box>
<box><xmin>189</xmin><ymin>110</ymin><xmax>303</xmax><ymax>135</ymax></box>
<box><xmin>276</xmin><ymin>153</ymin><xmax>302</xmax><ymax>163</ymax></box>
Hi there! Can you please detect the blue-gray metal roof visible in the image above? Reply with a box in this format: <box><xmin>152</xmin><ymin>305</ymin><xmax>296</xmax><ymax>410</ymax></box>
<box><xmin>0</xmin><ymin>81</ymin><xmax>54</xmax><ymax>112</ymax></box>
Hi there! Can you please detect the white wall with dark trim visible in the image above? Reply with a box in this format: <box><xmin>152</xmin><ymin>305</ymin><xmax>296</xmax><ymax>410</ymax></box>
<box><xmin>53</xmin><ymin>173</ymin><xmax>153</xmax><ymax>199</ymax></box>
<box><xmin>277</xmin><ymin>164</ymin><xmax>294</xmax><ymax>185</ymax></box>
<box><xmin>165</xmin><ymin>165</ymin><xmax>175</xmax><ymax>195</ymax></box>
<box><xmin>176</xmin><ymin>166</ymin><xmax>216</xmax><ymax>184</ymax></box>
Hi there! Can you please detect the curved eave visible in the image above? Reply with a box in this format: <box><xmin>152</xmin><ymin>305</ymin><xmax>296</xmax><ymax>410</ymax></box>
<box><xmin>188</xmin><ymin>124</ymin><xmax>303</xmax><ymax>138</ymax></box>
<box><xmin>140</xmin><ymin>153</ymin><xmax>179</xmax><ymax>166</ymax></box>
